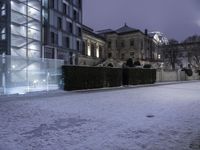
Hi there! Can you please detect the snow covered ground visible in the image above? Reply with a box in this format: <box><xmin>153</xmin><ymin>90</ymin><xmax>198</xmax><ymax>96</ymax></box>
<box><xmin>1</xmin><ymin>82</ymin><xmax>200</xmax><ymax>150</ymax></box>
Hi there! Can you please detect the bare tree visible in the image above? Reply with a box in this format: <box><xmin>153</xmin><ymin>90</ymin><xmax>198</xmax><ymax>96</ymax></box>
<box><xmin>168</xmin><ymin>39</ymin><xmax>179</xmax><ymax>45</ymax></box>
<box><xmin>162</xmin><ymin>39</ymin><xmax>180</xmax><ymax>70</ymax></box>
<box><xmin>183</xmin><ymin>35</ymin><xmax>200</xmax><ymax>70</ymax></box>
<box><xmin>160</xmin><ymin>36</ymin><xmax>200</xmax><ymax>70</ymax></box>
<box><xmin>183</xmin><ymin>35</ymin><xmax>200</xmax><ymax>43</ymax></box>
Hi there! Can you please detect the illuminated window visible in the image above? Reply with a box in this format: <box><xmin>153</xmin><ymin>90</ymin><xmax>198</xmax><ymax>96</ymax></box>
<box><xmin>1</xmin><ymin>4</ymin><xmax>6</xmax><ymax>16</ymax></box>
<box><xmin>0</xmin><ymin>28</ymin><xmax>6</xmax><ymax>40</ymax></box>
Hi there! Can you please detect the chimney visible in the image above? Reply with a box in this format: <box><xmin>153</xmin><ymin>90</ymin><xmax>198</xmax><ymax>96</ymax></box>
<box><xmin>145</xmin><ymin>29</ymin><xmax>148</xmax><ymax>35</ymax></box>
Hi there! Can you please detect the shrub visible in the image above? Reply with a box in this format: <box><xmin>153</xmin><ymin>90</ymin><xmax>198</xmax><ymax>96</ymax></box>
<box><xmin>143</xmin><ymin>64</ymin><xmax>152</xmax><ymax>69</ymax></box>
<box><xmin>183</xmin><ymin>68</ymin><xmax>193</xmax><ymax>77</ymax></box>
<box><xmin>104</xmin><ymin>68</ymin><xmax>122</xmax><ymax>87</ymax></box>
<box><xmin>107</xmin><ymin>63</ymin><xmax>114</xmax><ymax>67</ymax></box>
<box><xmin>197</xmin><ymin>70</ymin><xmax>200</xmax><ymax>76</ymax></box>
<box><xmin>62</xmin><ymin>66</ymin><xmax>156</xmax><ymax>91</ymax></box>
<box><xmin>123</xmin><ymin>68</ymin><xmax>156</xmax><ymax>85</ymax></box>
<box><xmin>126</xmin><ymin>58</ymin><xmax>134</xmax><ymax>67</ymax></box>
<box><xmin>62</xmin><ymin>66</ymin><xmax>122</xmax><ymax>90</ymax></box>
<box><xmin>134</xmin><ymin>61</ymin><xmax>141</xmax><ymax>66</ymax></box>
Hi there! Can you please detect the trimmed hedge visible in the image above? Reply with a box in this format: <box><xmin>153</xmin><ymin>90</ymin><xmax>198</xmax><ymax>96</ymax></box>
<box><xmin>105</xmin><ymin>67</ymin><xmax>123</xmax><ymax>87</ymax></box>
<box><xmin>62</xmin><ymin>66</ymin><xmax>122</xmax><ymax>91</ymax></box>
<box><xmin>62</xmin><ymin>66</ymin><xmax>156</xmax><ymax>91</ymax></box>
<box><xmin>123</xmin><ymin>68</ymin><xmax>156</xmax><ymax>85</ymax></box>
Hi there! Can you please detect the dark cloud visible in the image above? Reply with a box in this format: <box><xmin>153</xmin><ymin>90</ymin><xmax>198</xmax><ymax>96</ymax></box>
<box><xmin>83</xmin><ymin>0</ymin><xmax>200</xmax><ymax>41</ymax></box>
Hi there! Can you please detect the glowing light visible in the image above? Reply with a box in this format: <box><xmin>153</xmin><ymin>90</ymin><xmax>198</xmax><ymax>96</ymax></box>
<box><xmin>12</xmin><ymin>65</ymin><xmax>16</xmax><ymax>69</ymax></box>
<box><xmin>87</xmin><ymin>44</ymin><xmax>91</xmax><ymax>56</ymax></box>
<box><xmin>33</xmin><ymin>80</ymin><xmax>38</xmax><ymax>84</ymax></box>
<box><xmin>29</xmin><ymin>44</ymin><xmax>37</xmax><ymax>50</ymax></box>
<box><xmin>96</xmin><ymin>45</ymin><xmax>99</xmax><ymax>58</ymax></box>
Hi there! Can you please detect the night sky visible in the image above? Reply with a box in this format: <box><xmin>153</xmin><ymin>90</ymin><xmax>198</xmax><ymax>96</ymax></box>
<box><xmin>83</xmin><ymin>0</ymin><xmax>200</xmax><ymax>41</ymax></box>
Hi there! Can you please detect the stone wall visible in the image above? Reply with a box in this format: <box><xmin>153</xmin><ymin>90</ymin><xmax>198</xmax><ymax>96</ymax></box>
<box><xmin>157</xmin><ymin>69</ymin><xmax>200</xmax><ymax>82</ymax></box>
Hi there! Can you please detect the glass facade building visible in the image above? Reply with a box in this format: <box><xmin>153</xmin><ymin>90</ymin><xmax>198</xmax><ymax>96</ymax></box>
<box><xmin>0</xmin><ymin>0</ymin><xmax>10</xmax><ymax>55</ymax></box>
<box><xmin>0</xmin><ymin>0</ymin><xmax>42</xmax><ymax>58</ymax></box>
<box><xmin>0</xmin><ymin>0</ymin><xmax>82</xmax><ymax>95</ymax></box>
<box><xmin>11</xmin><ymin>0</ymin><xmax>42</xmax><ymax>58</ymax></box>
<box><xmin>0</xmin><ymin>0</ymin><xmax>82</xmax><ymax>63</ymax></box>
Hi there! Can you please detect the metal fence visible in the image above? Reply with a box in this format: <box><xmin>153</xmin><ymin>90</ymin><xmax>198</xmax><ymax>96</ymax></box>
<box><xmin>0</xmin><ymin>55</ymin><xmax>64</xmax><ymax>95</ymax></box>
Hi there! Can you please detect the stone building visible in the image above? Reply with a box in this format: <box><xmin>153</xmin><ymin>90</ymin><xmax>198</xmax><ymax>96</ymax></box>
<box><xmin>97</xmin><ymin>24</ymin><xmax>158</xmax><ymax>63</ymax></box>
<box><xmin>78</xmin><ymin>25</ymin><xmax>106</xmax><ymax>66</ymax></box>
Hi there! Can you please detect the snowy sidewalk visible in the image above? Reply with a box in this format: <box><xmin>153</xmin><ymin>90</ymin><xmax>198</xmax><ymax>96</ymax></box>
<box><xmin>0</xmin><ymin>80</ymin><xmax>199</xmax><ymax>101</ymax></box>
<box><xmin>1</xmin><ymin>82</ymin><xmax>200</xmax><ymax>150</ymax></box>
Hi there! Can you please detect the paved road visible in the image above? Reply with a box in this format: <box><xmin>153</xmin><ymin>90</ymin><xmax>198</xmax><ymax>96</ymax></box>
<box><xmin>0</xmin><ymin>82</ymin><xmax>200</xmax><ymax>150</ymax></box>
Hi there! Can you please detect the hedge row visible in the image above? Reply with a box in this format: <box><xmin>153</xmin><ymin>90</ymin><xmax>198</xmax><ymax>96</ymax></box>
<box><xmin>62</xmin><ymin>66</ymin><xmax>122</xmax><ymax>91</ymax></box>
<box><xmin>62</xmin><ymin>66</ymin><xmax>156</xmax><ymax>91</ymax></box>
<box><xmin>123</xmin><ymin>68</ymin><xmax>156</xmax><ymax>85</ymax></box>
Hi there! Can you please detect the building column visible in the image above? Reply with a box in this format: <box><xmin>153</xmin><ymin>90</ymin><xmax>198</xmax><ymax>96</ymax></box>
<box><xmin>87</xmin><ymin>40</ymin><xmax>91</xmax><ymax>56</ymax></box>
<box><xmin>96</xmin><ymin>43</ymin><xmax>99</xmax><ymax>58</ymax></box>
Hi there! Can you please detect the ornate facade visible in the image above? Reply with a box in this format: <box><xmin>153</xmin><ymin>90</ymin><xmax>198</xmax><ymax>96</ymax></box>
<box><xmin>78</xmin><ymin>25</ymin><xmax>106</xmax><ymax>66</ymax></box>
<box><xmin>97</xmin><ymin>24</ymin><xmax>158</xmax><ymax>63</ymax></box>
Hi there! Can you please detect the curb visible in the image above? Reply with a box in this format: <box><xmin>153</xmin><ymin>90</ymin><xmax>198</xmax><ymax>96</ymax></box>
<box><xmin>72</xmin><ymin>80</ymin><xmax>199</xmax><ymax>93</ymax></box>
<box><xmin>0</xmin><ymin>80</ymin><xmax>199</xmax><ymax>101</ymax></box>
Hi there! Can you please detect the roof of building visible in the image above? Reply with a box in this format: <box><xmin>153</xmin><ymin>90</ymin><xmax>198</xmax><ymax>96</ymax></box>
<box><xmin>115</xmin><ymin>23</ymin><xmax>138</xmax><ymax>34</ymax></box>
<box><xmin>96</xmin><ymin>29</ymin><xmax>114</xmax><ymax>34</ymax></box>
<box><xmin>82</xmin><ymin>25</ymin><xmax>94</xmax><ymax>32</ymax></box>
<box><xmin>97</xmin><ymin>23</ymin><xmax>143</xmax><ymax>35</ymax></box>
<box><xmin>82</xmin><ymin>25</ymin><xmax>106</xmax><ymax>41</ymax></box>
